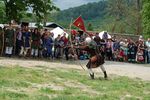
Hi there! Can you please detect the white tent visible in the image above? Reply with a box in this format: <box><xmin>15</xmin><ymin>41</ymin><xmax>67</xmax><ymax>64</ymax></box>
<box><xmin>99</xmin><ymin>31</ymin><xmax>111</xmax><ymax>39</ymax></box>
<box><xmin>50</xmin><ymin>27</ymin><xmax>68</xmax><ymax>39</ymax></box>
<box><xmin>0</xmin><ymin>24</ymin><xmax>4</xmax><ymax>28</ymax></box>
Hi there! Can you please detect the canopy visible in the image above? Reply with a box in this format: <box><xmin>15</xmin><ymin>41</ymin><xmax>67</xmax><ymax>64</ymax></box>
<box><xmin>45</xmin><ymin>22</ymin><xmax>63</xmax><ymax>29</ymax></box>
<box><xmin>0</xmin><ymin>24</ymin><xmax>4</xmax><ymax>28</ymax></box>
<box><xmin>50</xmin><ymin>27</ymin><xmax>68</xmax><ymax>39</ymax></box>
<box><xmin>99</xmin><ymin>31</ymin><xmax>111</xmax><ymax>39</ymax></box>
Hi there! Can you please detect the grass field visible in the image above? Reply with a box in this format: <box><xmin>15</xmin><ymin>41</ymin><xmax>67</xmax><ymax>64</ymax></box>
<box><xmin>0</xmin><ymin>65</ymin><xmax>150</xmax><ymax>100</ymax></box>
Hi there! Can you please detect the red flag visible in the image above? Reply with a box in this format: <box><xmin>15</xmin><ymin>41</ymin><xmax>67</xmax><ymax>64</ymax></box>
<box><xmin>73</xmin><ymin>16</ymin><xmax>86</xmax><ymax>32</ymax></box>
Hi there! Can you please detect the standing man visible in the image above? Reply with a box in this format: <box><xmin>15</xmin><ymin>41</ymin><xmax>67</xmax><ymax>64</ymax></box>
<box><xmin>146</xmin><ymin>38</ymin><xmax>150</xmax><ymax>63</ymax></box>
<box><xmin>0</xmin><ymin>27</ymin><xmax>4</xmax><ymax>56</ymax></box>
<box><xmin>4</xmin><ymin>24</ymin><xmax>15</xmax><ymax>57</ymax></box>
<box><xmin>20</xmin><ymin>26</ymin><xmax>31</xmax><ymax>57</ymax></box>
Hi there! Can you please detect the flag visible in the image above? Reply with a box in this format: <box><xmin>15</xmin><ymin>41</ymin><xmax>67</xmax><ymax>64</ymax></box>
<box><xmin>73</xmin><ymin>16</ymin><xmax>86</xmax><ymax>32</ymax></box>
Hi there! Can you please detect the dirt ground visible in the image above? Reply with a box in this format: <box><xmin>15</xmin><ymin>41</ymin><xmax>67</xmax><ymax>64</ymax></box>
<box><xmin>0</xmin><ymin>57</ymin><xmax>150</xmax><ymax>81</ymax></box>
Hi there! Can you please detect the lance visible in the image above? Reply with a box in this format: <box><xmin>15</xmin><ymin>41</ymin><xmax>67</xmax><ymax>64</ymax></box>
<box><xmin>69</xmin><ymin>18</ymin><xmax>85</xmax><ymax>71</ymax></box>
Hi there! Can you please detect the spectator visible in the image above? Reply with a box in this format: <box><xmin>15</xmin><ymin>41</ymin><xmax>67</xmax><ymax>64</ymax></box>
<box><xmin>120</xmin><ymin>39</ymin><xmax>128</xmax><ymax>62</ymax></box>
<box><xmin>60</xmin><ymin>33</ymin><xmax>69</xmax><ymax>60</ymax></box>
<box><xmin>43</xmin><ymin>32</ymin><xmax>53</xmax><ymax>59</ymax></box>
<box><xmin>118</xmin><ymin>48</ymin><xmax>124</xmax><ymax>62</ymax></box>
<box><xmin>136</xmin><ymin>49</ymin><xmax>144</xmax><ymax>63</ymax></box>
<box><xmin>0</xmin><ymin>27</ymin><xmax>4</xmax><ymax>56</ymax></box>
<box><xmin>31</xmin><ymin>28</ymin><xmax>41</xmax><ymax>58</ymax></box>
<box><xmin>145</xmin><ymin>38</ymin><xmax>150</xmax><ymax>63</ymax></box>
<box><xmin>54</xmin><ymin>34</ymin><xmax>61</xmax><ymax>58</ymax></box>
<box><xmin>20</xmin><ymin>26</ymin><xmax>31</xmax><ymax>57</ymax></box>
<box><xmin>4</xmin><ymin>24</ymin><xmax>15</xmax><ymax>57</ymax></box>
<box><xmin>127</xmin><ymin>39</ymin><xmax>137</xmax><ymax>63</ymax></box>
<box><xmin>136</xmin><ymin>39</ymin><xmax>145</xmax><ymax>63</ymax></box>
<box><xmin>106</xmin><ymin>39</ymin><xmax>113</xmax><ymax>60</ymax></box>
<box><xmin>15</xmin><ymin>28</ymin><xmax>23</xmax><ymax>56</ymax></box>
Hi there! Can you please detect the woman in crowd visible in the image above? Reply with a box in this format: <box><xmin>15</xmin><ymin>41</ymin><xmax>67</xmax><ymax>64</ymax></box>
<box><xmin>136</xmin><ymin>39</ymin><xmax>145</xmax><ymax>63</ymax></box>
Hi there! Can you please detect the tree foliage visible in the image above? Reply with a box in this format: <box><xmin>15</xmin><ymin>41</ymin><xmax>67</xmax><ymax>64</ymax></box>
<box><xmin>0</xmin><ymin>0</ymin><xmax>59</xmax><ymax>24</ymax></box>
<box><xmin>52</xmin><ymin>1</ymin><xmax>107</xmax><ymax>29</ymax></box>
<box><xmin>107</xmin><ymin>0</ymin><xmax>142</xmax><ymax>34</ymax></box>
<box><xmin>0</xmin><ymin>1</ymin><xmax>5</xmax><ymax>23</ymax></box>
<box><xmin>51</xmin><ymin>0</ymin><xmax>142</xmax><ymax>35</ymax></box>
<box><xmin>142</xmin><ymin>0</ymin><xmax>150</xmax><ymax>38</ymax></box>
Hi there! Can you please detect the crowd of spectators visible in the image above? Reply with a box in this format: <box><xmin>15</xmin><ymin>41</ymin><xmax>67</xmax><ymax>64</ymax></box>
<box><xmin>0</xmin><ymin>24</ymin><xmax>150</xmax><ymax>64</ymax></box>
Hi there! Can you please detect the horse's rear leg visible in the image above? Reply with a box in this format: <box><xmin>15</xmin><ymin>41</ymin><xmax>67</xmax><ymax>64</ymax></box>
<box><xmin>99</xmin><ymin>65</ymin><xmax>107</xmax><ymax>79</ymax></box>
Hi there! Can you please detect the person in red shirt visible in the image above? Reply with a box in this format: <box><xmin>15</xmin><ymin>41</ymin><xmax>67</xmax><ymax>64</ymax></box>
<box><xmin>60</xmin><ymin>33</ymin><xmax>69</xmax><ymax>60</ymax></box>
<box><xmin>118</xmin><ymin>48</ymin><xmax>124</xmax><ymax>62</ymax></box>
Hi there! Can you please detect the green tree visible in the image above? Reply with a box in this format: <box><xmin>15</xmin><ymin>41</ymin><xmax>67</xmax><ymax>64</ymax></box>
<box><xmin>107</xmin><ymin>0</ymin><xmax>127</xmax><ymax>33</ymax></box>
<box><xmin>3</xmin><ymin>0</ymin><xmax>27</xmax><ymax>23</ymax></box>
<box><xmin>27</xmin><ymin>0</ymin><xmax>59</xmax><ymax>26</ymax></box>
<box><xmin>125</xmin><ymin>0</ymin><xmax>142</xmax><ymax>35</ymax></box>
<box><xmin>142</xmin><ymin>0</ymin><xmax>150</xmax><ymax>38</ymax></box>
<box><xmin>107</xmin><ymin>0</ymin><xmax>142</xmax><ymax>35</ymax></box>
<box><xmin>0</xmin><ymin>1</ymin><xmax>5</xmax><ymax>23</ymax></box>
<box><xmin>87</xmin><ymin>23</ymin><xmax>93</xmax><ymax>31</ymax></box>
<box><xmin>1</xmin><ymin>0</ymin><xmax>59</xmax><ymax>24</ymax></box>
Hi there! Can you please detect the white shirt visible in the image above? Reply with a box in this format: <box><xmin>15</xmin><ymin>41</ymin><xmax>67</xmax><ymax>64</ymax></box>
<box><xmin>146</xmin><ymin>41</ymin><xmax>150</xmax><ymax>51</ymax></box>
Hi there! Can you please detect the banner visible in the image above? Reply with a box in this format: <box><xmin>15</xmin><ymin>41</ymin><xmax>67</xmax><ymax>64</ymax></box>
<box><xmin>73</xmin><ymin>16</ymin><xmax>86</xmax><ymax>32</ymax></box>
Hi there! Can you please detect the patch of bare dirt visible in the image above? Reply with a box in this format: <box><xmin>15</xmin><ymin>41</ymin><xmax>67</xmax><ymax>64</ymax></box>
<box><xmin>0</xmin><ymin>57</ymin><xmax>150</xmax><ymax>81</ymax></box>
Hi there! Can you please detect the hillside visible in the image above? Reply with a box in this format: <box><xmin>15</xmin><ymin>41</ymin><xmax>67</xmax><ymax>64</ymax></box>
<box><xmin>52</xmin><ymin>1</ymin><xmax>109</xmax><ymax>31</ymax></box>
<box><xmin>51</xmin><ymin>0</ymin><xmax>141</xmax><ymax>35</ymax></box>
